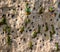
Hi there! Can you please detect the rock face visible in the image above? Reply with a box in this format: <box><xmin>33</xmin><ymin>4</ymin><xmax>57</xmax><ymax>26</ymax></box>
<box><xmin>0</xmin><ymin>0</ymin><xmax>60</xmax><ymax>52</ymax></box>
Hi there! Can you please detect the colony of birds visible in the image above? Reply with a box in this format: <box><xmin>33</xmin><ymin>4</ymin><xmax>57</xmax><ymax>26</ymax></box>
<box><xmin>0</xmin><ymin>0</ymin><xmax>60</xmax><ymax>52</ymax></box>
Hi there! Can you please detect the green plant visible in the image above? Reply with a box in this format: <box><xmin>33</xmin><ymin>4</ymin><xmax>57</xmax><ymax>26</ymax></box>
<box><xmin>25</xmin><ymin>18</ymin><xmax>30</xmax><ymax>26</ymax></box>
<box><xmin>55</xmin><ymin>43</ymin><xmax>59</xmax><ymax>51</ymax></box>
<box><xmin>20</xmin><ymin>26</ymin><xmax>24</xmax><ymax>33</ymax></box>
<box><xmin>3</xmin><ymin>26</ymin><xmax>6</xmax><ymax>32</ymax></box>
<box><xmin>37</xmin><ymin>25</ymin><xmax>41</xmax><ymax>33</ymax></box>
<box><xmin>28</xmin><ymin>41</ymin><xmax>33</xmax><ymax>49</ymax></box>
<box><xmin>0</xmin><ymin>17</ymin><xmax>6</xmax><ymax>25</ymax></box>
<box><xmin>7</xmin><ymin>35</ymin><xmax>11</xmax><ymax>45</ymax></box>
<box><xmin>7</xmin><ymin>27</ymin><xmax>11</xmax><ymax>35</ymax></box>
<box><xmin>39</xmin><ymin>7</ymin><xmax>44</xmax><ymax>14</ymax></box>
<box><xmin>49</xmin><ymin>7</ymin><xmax>54</xmax><ymax>13</ymax></box>
<box><xmin>3</xmin><ymin>25</ymin><xmax>11</xmax><ymax>35</ymax></box>
<box><xmin>25</xmin><ymin>2</ymin><xmax>31</xmax><ymax>15</ymax></box>
<box><xmin>45</xmin><ymin>23</ymin><xmax>48</xmax><ymax>31</ymax></box>
<box><xmin>32</xmin><ymin>31</ymin><xmax>37</xmax><ymax>38</ymax></box>
<box><xmin>50</xmin><ymin>31</ymin><xmax>53</xmax><ymax>41</ymax></box>
<box><xmin>51</xmin><ymin>25</ymin><xmax>55</xmax><ymax>34</ymax></box>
